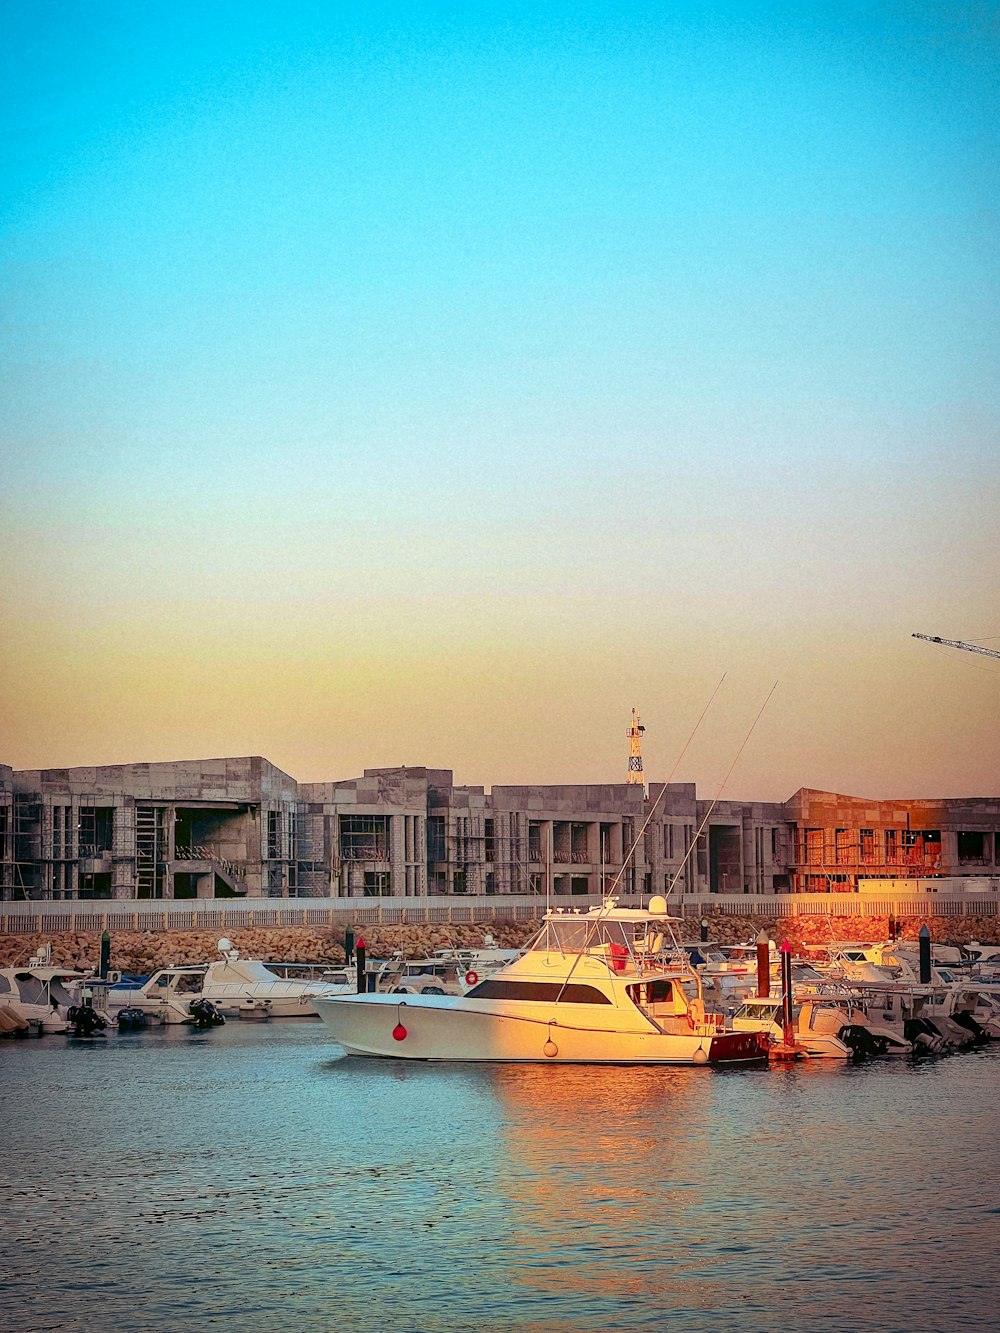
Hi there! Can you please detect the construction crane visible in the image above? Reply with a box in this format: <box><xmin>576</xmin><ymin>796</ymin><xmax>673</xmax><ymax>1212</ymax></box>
<box><xmin>912</xmin><ymin>633</ymin><xmax>1000</xmax><ymax>661</ymax></box>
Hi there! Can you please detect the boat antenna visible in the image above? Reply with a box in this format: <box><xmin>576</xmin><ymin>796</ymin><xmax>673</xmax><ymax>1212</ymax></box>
<box><xmin>603</xmin><ymin>674</ymin><xmax>726</xmax><ymax>903</ymax></box>
<box><xmin>664</xmin><ymin>681</ymin><xmax>779</xmax><ymax>899</ymax></box>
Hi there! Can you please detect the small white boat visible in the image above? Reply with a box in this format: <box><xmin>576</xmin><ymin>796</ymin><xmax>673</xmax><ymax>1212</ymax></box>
<box><xmin>730</xmin><ymin>994</ymin><xmax>911</xmax><ymax>1058</ymax></box>
<box><xmin>315</xmin><ymin>896</ymin><xmax>769</xmax><ymax>1066</ymax></box>
<box><xmin>101</xmin><ymin>966</ymin><xmax>213</xmax><ymax>1025</ymax></box>
<box><xmin>202</xmin><ymin>939</ymin><xmax>356</xmax><ymax>1017</ymax></box>
<box><xmin>428</xmin><ymin>934</ymin><xmax>523</xmax><ymax>988</ymax></box>
<box><xmin>372</xmin><ymin>953</ymin><xmax>466</xmax><ymax>996</ymax></box>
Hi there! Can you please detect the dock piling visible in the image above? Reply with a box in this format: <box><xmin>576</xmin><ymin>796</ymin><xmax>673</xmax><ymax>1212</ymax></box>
<box><xmin>919</xmin><ymin>924</ymin><xmax>932</xmax><ymax>984</ymax></box>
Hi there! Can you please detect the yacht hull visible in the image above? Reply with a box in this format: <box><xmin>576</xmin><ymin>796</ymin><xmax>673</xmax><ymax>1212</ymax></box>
<box><xmin>315</xmin><ymin>994</ymin><xmax>766</xmax><ymax>1065</ymax></box>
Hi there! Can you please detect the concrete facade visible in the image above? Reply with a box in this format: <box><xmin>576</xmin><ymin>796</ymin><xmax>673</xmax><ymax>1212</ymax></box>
<box><xmin>1</xmin><ymin>754</ymin><xmax>997</xmax><ymax>902</ymax></box>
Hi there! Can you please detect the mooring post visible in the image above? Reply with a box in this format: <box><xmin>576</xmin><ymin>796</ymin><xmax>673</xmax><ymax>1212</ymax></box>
<box><xmin>345</xmin><ymin>928</ymin><xmax>355</xmax><ymax>965</ymax></box>
<box><xmin>756</xmin><ymin>930</ymin><xmax>770</xmax><ymax>998</ymax></box>
<box><xmin>700</xmin><ymin>916</ymin><xmax>709</xmax><ymax>943</ymax></box>
<box><xmin>919</xmin><ymin>923</ymin><xmax>932</xmax><ymax>984</ymax></box>
<box><xmin>356</xmin><ymin>938</ymin><xmax>366</xmax><ymax>993</ymax></box>
<box><xmin>780</xmin><ymin>940</ymin><xmax>794</xmax><ymax>1045</ymax></box>
<box><xmin>99</xmin><ymin>930</ymin><xmax>111</xmax><ymax>979</ymax></box>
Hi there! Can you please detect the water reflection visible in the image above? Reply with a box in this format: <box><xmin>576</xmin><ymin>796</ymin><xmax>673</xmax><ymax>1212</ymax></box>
<box><xmin>491</xmin><ymin>1065</ymin><xmax>727</xmax><ymax>1322</ymax></box>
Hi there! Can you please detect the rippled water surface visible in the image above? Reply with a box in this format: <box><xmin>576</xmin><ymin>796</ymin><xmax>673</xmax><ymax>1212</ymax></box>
<box><xmin>2</xmin><ymin>1023</ymin><xmax>998</xmax><ymax>1332</ymax></box>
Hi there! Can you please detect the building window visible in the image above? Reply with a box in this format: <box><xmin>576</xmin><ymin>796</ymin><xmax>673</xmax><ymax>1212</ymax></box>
<box><xmin>860</xmin><ymin>828</ymin><xmax>875</xmax><ymax>863</ymax></box>
<box><xmin>426</xmin><ymin>816</ymin><xmax>446</xmax><ymax>863</ymax></box>
<box><xmin>267</xmin><ymin>811</ymin><xmax>281</xmax><ymax>859</ymax></box>
<box><xmin>835</xmin><ymin>829</ymin><xmax>851</xmax><ymax>865</ymax></box>
<box><xmin>805</xmin><ymin>829</ymin><xmax>824</xmax><ymax>865</ymax></box>
<box><xmin>341</xmin><ymin>814</ymin><xmax>390</xmax><ymax>861</ymax></box>
<box><xmin>528</xmin><ymin>822</ymin><xmax>542</xmax><ymax>861</ymax></box>
<box><xmin>957</xmin><ymin>831</ymin><xmax>986</xmax><ymax>864</ymax></box>
<box><xmin>79</xmin><ymin>807</ymin><xmax>114</xmax><ymax>857</ymax></box>
<box><xmin>52</xmin><ymin>806</ymin><xmax>72</xmax><ymax>860</ymax></box>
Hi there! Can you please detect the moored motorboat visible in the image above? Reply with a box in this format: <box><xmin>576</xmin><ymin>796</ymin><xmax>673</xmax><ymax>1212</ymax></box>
<box><xmin>315</xmin><ymin>897</ymin><xmax>769</xmax><ymax>1066</ymax></box>
<box><xmin>0</xmin><ymin>952</ymin><xmax>91</xmax><ymax>1033</ymax></box>
<box><xmin>730</xmin><ymin>994</ymin><xmax>911</xmax><ymax>1058</ymax></box>
<box><xmin>99</xmin><ymin>966</ymin><xmax>211</xmax><ymax>1025</ymax></box>
<box><xmin>203</xmin><ymin>939</ymin><xmax>355</xmax><ymax>1016</ymax></box>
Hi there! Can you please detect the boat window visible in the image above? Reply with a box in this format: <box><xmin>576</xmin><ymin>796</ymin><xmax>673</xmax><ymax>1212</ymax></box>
<box><xmin>532</xmin><ymin>919</ymin><xmax>591</xmax><ymax>954</ymax></box>
<box><xmin>15</xmin><ymin>976</ymin><xmax>46</xmax><ymax>1005</ymax></box>
<box><xmin>646</xmin><ymin>980</ymin><xmax>673</xmax><ymax>1003</ymax></box>
<box><xmin>0</xmin><ymin>976</ymin><xmax>9</xmax><ymax>994</ymax></box>
<box><xmin>465</xmin><ymin>979</ymin><xmax>612</xmax><ymax>1004</ymax></box>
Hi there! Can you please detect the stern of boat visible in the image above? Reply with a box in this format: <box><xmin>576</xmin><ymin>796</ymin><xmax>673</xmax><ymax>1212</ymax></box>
<box><xmin>706</xmin><ymin>1031</ymin><xmax>770</xmax><ymax>1065</ymax></box>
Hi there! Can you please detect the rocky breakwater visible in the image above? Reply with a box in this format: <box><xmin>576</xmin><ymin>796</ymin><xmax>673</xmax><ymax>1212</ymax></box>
<box><xmin>1</xmin><ymin>913</ymin><xmax>997</xmax><ymax>974</ymax></box>
<box><xmin>687</xmin><ymin>911</ymin><xmax>1000</xmax><ymax>952</ymax></box>
<box><xmin>0</xmin><ymin>921</ymin><xmax>539</xmax><ymax>973</ymax></box>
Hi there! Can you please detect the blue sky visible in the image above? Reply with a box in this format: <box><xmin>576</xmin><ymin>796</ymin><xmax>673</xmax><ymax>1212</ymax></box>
<box><xmin>2</xmin><ymin>2</ymin><xmax>998</xmax><ymax>797</ymax></box>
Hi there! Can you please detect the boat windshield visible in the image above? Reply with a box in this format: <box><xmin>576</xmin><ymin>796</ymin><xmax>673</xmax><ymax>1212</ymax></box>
<box><xmin>734</xmin><ymin>1000</ymin><xmax>800</xmax><ymax>1022</ymax></box>
<box><xmin>531</xmin><ymin>918</ymin><xmax>592</xmax><ymax>955</ymax></box>
<box><xmin>530</xmin><ymin>916</ymin><xmax>673</xmax><ymax>967</ymax></box>
<box><xmin>14</xmin><ymin>974</ymin><xmax>47</xmax><ymax>1005</ymax></box>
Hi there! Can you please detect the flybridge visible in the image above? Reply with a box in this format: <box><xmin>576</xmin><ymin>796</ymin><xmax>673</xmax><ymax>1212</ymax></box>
<box><xmin>530</xmin><ymin>895</ymin><xmax>688</xmax><ymax>978</ymax></box>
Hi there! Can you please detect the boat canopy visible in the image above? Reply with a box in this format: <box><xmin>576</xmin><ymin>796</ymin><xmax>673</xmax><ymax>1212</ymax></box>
<box><xmin>531</xmin><ymin>910</ymin><xmax>683</xmax><ymax>967</ymax></box>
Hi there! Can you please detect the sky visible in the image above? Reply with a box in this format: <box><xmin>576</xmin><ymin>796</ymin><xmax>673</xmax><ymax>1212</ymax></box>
<box><xmin>2</xmin><ymin>1</ymin><xmax>999</xmax><ymax>801</ymax></box>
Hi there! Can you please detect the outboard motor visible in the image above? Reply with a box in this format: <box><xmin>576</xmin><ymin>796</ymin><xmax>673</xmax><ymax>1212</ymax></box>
<box><xmin>903</xmin><ymin>1017</ymin><xmax>947</xmax><ymax>1055</ymax></box>
<box><xmin>188</xmin><ymin>998</ymin><xmax>225</xmax><ymax>1028</ymax></box>
<box><xmin>838</xmin><ymin>1024</ymin><xmax>880</xmax><ymax>1061</ymax></box>
<box><xmin>951</xmin><ymin>1011</ymin><xmax>989</xmax><ymax>1045</ymax></box>
<box><xmin>66</xmin><ymin>1003</ymin><xmax>107</xmax><ymax>1038</ymax></box>
<box><xmin>115</xmin><ymin>1006</ymin><xmax>148</xmax><ymax>1031</ymax></box>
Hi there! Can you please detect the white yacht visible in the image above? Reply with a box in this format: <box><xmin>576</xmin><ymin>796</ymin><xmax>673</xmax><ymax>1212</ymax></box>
<box><xmin>314</xmin><ymin>897</ymin><xmax>769</xmax><ymax>1066</ymax></box>
<box><xmin>201</xmin><ymin>939</ymin><xmax>356</xmax><ymax>1017</ymax></box>
<box><xmin>0</xmin><ymin>951</ymin><xmax>89</xmax><ymax>1033</ymax></box>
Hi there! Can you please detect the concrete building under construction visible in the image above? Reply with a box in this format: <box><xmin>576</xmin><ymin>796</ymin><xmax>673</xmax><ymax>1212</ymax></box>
<box><xmin>1</xmin><ymin>756</ymin><xmax>998</xmax><ymax>902</ymax></box>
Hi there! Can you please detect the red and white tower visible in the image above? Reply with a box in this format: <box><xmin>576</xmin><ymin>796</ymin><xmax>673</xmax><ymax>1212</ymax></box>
<box><xmin>627</xmin><ymin>708</ymin><xmax>645</xmax><ymax>787</ymax></box>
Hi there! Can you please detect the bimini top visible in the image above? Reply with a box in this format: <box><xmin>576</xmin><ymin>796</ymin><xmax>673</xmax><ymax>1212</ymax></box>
<box><xmin>544</xmin><ymin>894</ymin><xmax>683</xmax><ymax>925</ymax></box>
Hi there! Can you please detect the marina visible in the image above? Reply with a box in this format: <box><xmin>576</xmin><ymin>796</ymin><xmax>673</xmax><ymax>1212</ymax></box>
<box><xmin>4</xmin><ymin>2</ymin><xmax>998</xmax><ymax>1327</ymax></box>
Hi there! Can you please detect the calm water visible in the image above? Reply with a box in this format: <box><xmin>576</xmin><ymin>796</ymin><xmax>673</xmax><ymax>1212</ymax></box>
<box><xmin>1</xmin><ymin>1022</ymin><xmax>998</xmax><ymax>1333</ymax></box>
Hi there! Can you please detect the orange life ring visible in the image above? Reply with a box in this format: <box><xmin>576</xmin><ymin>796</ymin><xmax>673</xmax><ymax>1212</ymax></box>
<box><xmin>465</xmin><ymin>970</ymin><xmax>479</xmax><ymax>987</ymax></box>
